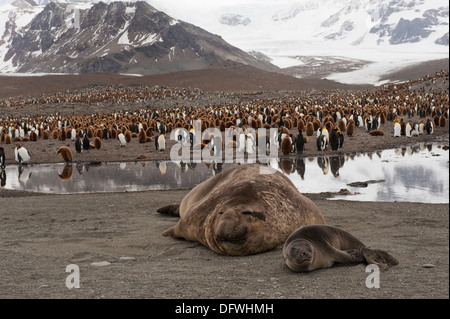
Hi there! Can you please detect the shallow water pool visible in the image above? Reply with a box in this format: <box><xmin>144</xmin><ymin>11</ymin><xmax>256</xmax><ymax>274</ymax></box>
<box><xmin>0</xmin><ymin>142</ymin><xmax>448</xmax><ymax>203</ymax></box>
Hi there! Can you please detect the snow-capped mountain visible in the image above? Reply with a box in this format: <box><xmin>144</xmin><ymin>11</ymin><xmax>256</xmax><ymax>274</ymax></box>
<box><xmin>147</xmin><ymin>0</ymin><xmax>449</xmax><ymax>85</ymax></box>
<box><xmin>0</xmin><ymin>0</ymin><xmax>448</xmax><ymax>84</ymax></box>
<box><xmin>0</xmin><ymin>0</ymin><xmax>277</xmax><ymax>74</ymax></box>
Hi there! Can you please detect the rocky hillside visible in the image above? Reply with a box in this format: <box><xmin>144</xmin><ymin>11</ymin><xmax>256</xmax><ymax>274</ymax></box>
<box><xmin>1</xmin><ymin>1</ymin><xmax>278</xmax><ymax>74</ymax></box>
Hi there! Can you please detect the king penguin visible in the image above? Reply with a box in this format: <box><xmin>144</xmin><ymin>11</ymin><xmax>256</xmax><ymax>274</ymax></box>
<box><xmin>393</xmin><ymin>122</ymin><xmax>401</xmax><ymax>137</ymax></box>
<box><xmin>82</xmin><ymin>133</ymin><xmax>90</xmax><ymax>150</ymax></box>
<box><xmin>14</xmin><ymin>144</ymin><xmax>31</xmax><ymax>164</ymax></box>
<box><xmin>118</xmin><ymin>133</ymin><xmax>127</xmax><ymax>147</ymax></box>
<box><xmin>75</xmin><ymin>137</ymin><xmax>82</xmax><ymax>153</ymax></box>
<box><xmin>316</xmin><ymin>129</ymin><xmax>327</xmax><ymax>151</ymax></box>
<box><xmin>157</xmin><ymin>134</ymin><xmax>165</xmax><ymax>151</ymax></box>
<box><xmin>329</xmin><ymin>127</ymin><xmax>340</xmax><ymax>151</ymax></box>
<box><xmin>295</xmin><ymin>129</ymin><xmax>304</xmax><ymax>154</ymax></box>
<box><xmin>425</xmin><ymin>118</ymin><xmax>434</xmax><ymax>134</ymax></box>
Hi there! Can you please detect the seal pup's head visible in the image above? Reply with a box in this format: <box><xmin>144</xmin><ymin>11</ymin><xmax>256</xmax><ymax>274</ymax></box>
<box><xmin>283</xmin><ymin>239</ymin><xmax>315</xmax><ymax>272</ymax></box>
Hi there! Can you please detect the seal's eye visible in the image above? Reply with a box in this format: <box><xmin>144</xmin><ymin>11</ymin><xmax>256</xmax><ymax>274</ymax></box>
<box><xmin>241</xmin><ymin>211</ymin><xmax>266</xmax><ymax>221</ymax></box>
<box><xmin>305</xmin><ymin>243</ymin><xmax>312</xmax><ymax>251</ymax></box>
<box><xmin>218</xmin><ymin>212</ymin><xmax>224</xmax><ymax>215</ymax></box>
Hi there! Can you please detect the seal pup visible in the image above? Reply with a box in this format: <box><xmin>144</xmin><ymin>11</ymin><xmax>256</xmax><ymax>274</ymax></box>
<box><xmin>283</xmin><ymin>224</ymin><xmax>399</xmax><ymax>272</ymax></box>
<box><xmin>158</xmin><ymin>164</ymin><xmax>326</xmax><ymax>256</ymax></box>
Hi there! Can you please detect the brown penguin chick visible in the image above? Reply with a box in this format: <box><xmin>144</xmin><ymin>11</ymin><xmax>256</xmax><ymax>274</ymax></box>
<box><xmin>312</xmin><ymin>119</ymin><xmax>321</xmax><ymax>131</ymax></box>
<box><xmin>52</xmin><ymin>130</ymin><xmax>59</xmax><ymax>139</ymax></box>
<box><xmin>400</xmin><ymin>121</ymin><xmax>406</xmax><ymax>136</ymax></box>
<box><xmin>305</xmin><ymin>122</ymin><xmax>315</xmax><ymax>136</ymax></box>
<box><xmin>42</xmin><ymin>130</ymin><xmax>51</xmax><ymax>139</ymax></box>
<box><xmin>280</xmin><ymin>127</ymin><xmax>290</xmax><ymax>135</ymax></box>
<box><xmin>94</xmin><ymin>137</ymin><xmax>102</xmax><ymax>149</ymax></box>
<box><xmin>138</xmin><ymin>129</ymin><xmax>147</xmax><ymax>143</ymax></box>
<box><xmin>346</xmin><ymin>121</ymin><xmax>355</xmax><ymax>137</ymax></box>
<box><xmin>280</xmin><ymin>135</ymin><xmax>292</xmax><ymax>155</ymax></box>
<box><xmin>124</xmin><ymin>130</ymin><xmax>132</xmax><ymax>142</ymax></box>
<box><xmin>297</xmin><ymin>118</ymin><xmax>305</xmax><ymax>132</ymax></box>
<box><xmin>433</xmin><ymin>115</ymin><xmax>440</xmax><ymax>126</ymax></box>
<box><xmin>59</xmin><ymin>128</ymin><xmax>67</xmax><ymax>141</ymax></box>
<box><xmin>4</xmin><ymin>134</ymin><xmax>12</xmax><ymax>144</ymax></box>
<box><xmin>57</xmin><ymin>146</ymin><xmax>73</xmax><ymax>163</ymax></box>
<box><xmin>337</xmin><ymin>118</ymin><xmax>346</xmax><ymax>132</ymax></box>
<box><xmin>29</xmin><ymin>130</ymin><xmax>38</xmax><ymax>142</ymax></box>
<box><xmin>369</xmin><ymin>129</ymin><xmax>384</xmax><ymax>136</ymax></box>
<box><xmin>439</xmin><ymin>115</ymin><xmax>446</xmax><ymax>127</ymax></box>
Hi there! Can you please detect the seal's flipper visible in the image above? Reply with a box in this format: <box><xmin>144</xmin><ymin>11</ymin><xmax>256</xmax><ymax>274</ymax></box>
<box><xmin>157</xmin><ymin>204</ymin><xmax>180</xmax><ymax>217</ymax></box>
<box><xmin>333</xmin><ymin>248</ymin><xmax>365</xmax><ymax>264</ymax></box>
<box><xmin>362</xmin><ymin>247</ymin><xmax>399</xmax><ymax>270</ymax></box>
<box><xmin>162</xmin><ymin>226</ymin><xmax>176</xmax><ymax>237</ymax></box>
<box><xmin>162</xmin><ymin>225</ymin><xmax>185</xmax><ymax>240</ymax></box>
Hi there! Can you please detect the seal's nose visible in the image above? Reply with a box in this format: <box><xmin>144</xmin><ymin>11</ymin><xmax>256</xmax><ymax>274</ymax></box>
<box><xmin>290</xmin><ymin>247</ymin><xmax>311</xmax><ymax>262</ymax></box>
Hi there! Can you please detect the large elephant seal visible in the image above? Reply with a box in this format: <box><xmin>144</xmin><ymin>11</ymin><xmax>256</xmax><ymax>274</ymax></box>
<box><xmin>157</xmin><ymin>164</ymin><xmax>326</xmax><ymax>256</ymax></box>
<box><xmin>283</xmin><ymin>224</ymin><xmax>399</xmax><ymax>272</ymax></box>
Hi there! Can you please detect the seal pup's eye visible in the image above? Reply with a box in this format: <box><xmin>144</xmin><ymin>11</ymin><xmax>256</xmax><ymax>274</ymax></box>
<box><xmin>218</xmin><ymin>212</ymin><xmax>224</xmax><ymax>215</ymax></box>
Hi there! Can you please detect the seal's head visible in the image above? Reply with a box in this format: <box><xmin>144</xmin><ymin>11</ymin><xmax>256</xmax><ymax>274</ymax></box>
<box><xmin>206</xmin><ymin>206</ymin><xmax>269</xmax><ymax>256</ymax></box>
<box><xmin>283</xmin><ymin>239</ymin><xmax>315</xmax><ymax>272</ymax></box>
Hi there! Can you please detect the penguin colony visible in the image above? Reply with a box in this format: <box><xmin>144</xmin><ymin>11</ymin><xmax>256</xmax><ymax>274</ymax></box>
<box><xmin>0</xmin><ymin>71</ymin><xmax>448</xmax><ymax>165</ymax></box>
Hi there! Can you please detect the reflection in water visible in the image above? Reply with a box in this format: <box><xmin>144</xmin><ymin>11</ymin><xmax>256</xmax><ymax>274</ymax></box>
<box><xmin>0</xmin><ymin>143</ymin><xmax>448</xmax><ymax>203</ymax></box>
<box><xmin>0</xmin><ymin>169</ymin><xmax>5</xmax><ymax>187</ymax></box>
<box><xmin>58</xmin><ymin>165</ymin><xmax>73</xmax><ymax>181</ymax></box>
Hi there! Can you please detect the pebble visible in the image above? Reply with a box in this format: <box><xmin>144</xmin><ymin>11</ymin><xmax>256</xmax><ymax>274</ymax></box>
<box><xmin>91</xmin><ymin>261</ymin><xmax>111</xmax><ymax>267</ymax></box>
<box><xmin>422</xmin><ymin>263</ymin><xmax>435</xmax><ymax>268</ymax></box>
<box><xmin>118</xmin><ymin>257</ymin><xmax>136</xmax><ymax>262</ymax></box>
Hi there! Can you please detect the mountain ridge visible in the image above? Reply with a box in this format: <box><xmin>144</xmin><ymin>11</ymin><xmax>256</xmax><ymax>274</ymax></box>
<box><xmin>0</xmin><ymin>0</ymin><xmax>448</xmax><ymax>85</ymax></box>
<box><xmin>0</xmin><ymin>1</ymin><xmax>279</xmax><ymax>74</ymax></box>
